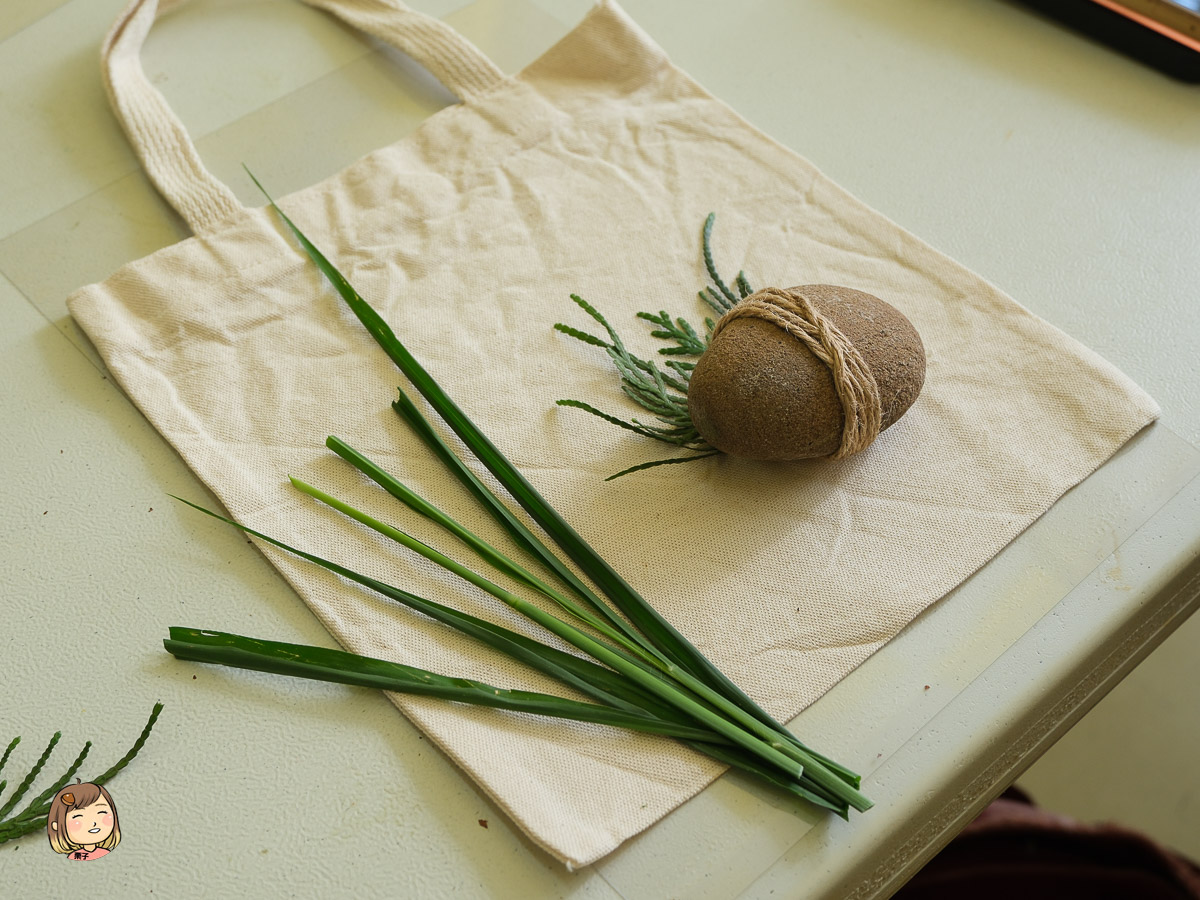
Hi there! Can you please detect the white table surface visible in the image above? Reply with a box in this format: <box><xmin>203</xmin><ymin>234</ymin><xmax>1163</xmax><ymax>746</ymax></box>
<box><xmin>3</xmin><ymin>1</ymin><xmax>1199</xmax><ymax>897</ymax></box>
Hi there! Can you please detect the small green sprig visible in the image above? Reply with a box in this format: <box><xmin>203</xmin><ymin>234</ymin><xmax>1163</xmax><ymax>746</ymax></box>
<box><xmin>0</xmin><ymin>703</ymin><xmax>163</xmax><ymax>845</ymax></box>
<box><xmin>554</xmin><ymin>213</ymin><xmax>752</xmax><ymax>479</ymax></box>
<box><xmin>636</xmin><ymin>309</ymin><xmax>710</xmax><ymax>357</ymax></box>
<box><xmin>554</xmin><ymin>295</ymin><xmax>716</xmax><ymax>480</ymax></box>
<box><xmin>700</xmin><ymin>210</ymin><xmax>744</xmax><ymax>314</ymax></box>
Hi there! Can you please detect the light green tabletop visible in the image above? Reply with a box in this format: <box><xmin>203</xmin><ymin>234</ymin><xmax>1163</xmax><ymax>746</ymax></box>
<box><xmin>2</xmin><ymin>2</ymin><xmax>1198</xmax><ymax>897</ymax></box>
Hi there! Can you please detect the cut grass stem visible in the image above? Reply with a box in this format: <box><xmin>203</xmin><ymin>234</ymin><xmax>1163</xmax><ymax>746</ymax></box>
<box><xmin>291</xmin><ymin>471</ymin><xmax>870</xmax><ymax>808</ymax></box>
<box><xmin>192</xmin><ymin>487</ymin><xmax>808</xmax><ymax>783</ymax></box>
<box><xmin>164</xmin><ymin>629</ymin><xmax>721</xmax><ymax>742</ymax></box>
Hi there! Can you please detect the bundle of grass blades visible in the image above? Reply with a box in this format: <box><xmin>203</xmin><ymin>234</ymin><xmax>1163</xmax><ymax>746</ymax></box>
<box><xmin>164</xmin><ymin>175</ymin><xmax>872</xmax><ymax>820</ymax></box>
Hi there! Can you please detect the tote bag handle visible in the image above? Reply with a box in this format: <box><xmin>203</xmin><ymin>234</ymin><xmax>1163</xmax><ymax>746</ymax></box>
<box><xmin>102</xmin><ymin>0</ymin><xmax>506</xmax><ymax>233</ymax></box>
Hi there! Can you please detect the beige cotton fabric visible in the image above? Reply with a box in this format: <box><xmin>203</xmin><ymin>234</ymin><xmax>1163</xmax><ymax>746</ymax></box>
<box><xmin>71</xmin><ymin>0</ymin><xmax>1159</xmax><ymax>868</ymax></box>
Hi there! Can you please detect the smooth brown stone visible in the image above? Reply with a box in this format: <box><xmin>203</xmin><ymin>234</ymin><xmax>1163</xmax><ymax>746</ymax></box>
<box><xmin>687</xmin><ymin>285</ymin><xmax>926</xmax><ymax>460</ymax></box>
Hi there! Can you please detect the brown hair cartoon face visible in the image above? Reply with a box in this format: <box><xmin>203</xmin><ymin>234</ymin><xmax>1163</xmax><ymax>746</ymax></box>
<box><xmin>46</xmin><ymin>782</ymin><xmax>120</xmax><ymax>860</ymax></box>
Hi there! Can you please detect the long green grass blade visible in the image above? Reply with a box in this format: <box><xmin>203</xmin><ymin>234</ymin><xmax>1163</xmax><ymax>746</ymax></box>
<box><xmin>388</xmin><ymin>389</ymin><xmax>649</xmax><ymax>647</ymax></box>
<box><xmin>282</xmin><ymin>481</ymin><xmax>835</xmax><ymax>787</ymax></box>
<box><xmin>165</xmin><ymin>628</ymin><xmax>719</xmax><ymax>742</ymax></box>
<box><xmin>288</xmin><ymin>476</ymin><xmax>659</xmax><ymax>669</ymax></box>
<box><xmin>484</xmin><ymin>581</ymin><xmax>806</xmax><ymax>782</ymax></box>
<box><xmin>162</xmin><ymin>629</ymin><xmax>845</xmax><ymax>811</ymax></box>
<box><xmin>170</xmin><ymin>496</ymin><xmax>699</xmax><ymax>727</ymax></box>
<box><xmin>175</xmin><ymin>496</ymin><xmax>807</xmax><ymax>785</ymax></box>
<box><xmin>249</xmin><ymin>175</ymin><xmax>720</xmax><ymax>692</ymax></box>
<box><xmin>290</xmin><ymin>473</ymin><xmax>637</xmax><ymax>655</ymax></box>
<box><xmin>324</xmin><ymin>437</ymin><xmax>678</xmax><ymax>673</ymax></box>
<box><xmin>693</xmin><ymin>741</ymin><xmax>849</xmax><ymax>818</ymax></box>
<box><xmin>286</xmin><ymin>481</ymin><xmax>868</xmax><ymax>808</ymax></box>
<box><xmin>326</xmin><ymin>436</ymin><xmax>582</xmax><ymax>607</ymax></box>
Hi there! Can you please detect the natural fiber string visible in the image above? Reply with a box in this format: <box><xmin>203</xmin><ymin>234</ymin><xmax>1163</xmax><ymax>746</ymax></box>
<box><xmin>711</xmin><ymin>287</ymin><xmax>883</xmax><ymax>458</ymax></box>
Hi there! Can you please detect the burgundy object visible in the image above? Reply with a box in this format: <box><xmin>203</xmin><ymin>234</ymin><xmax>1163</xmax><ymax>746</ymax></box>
<box><xmin>894</xmin><ymin>787</ymin><xmax>1200</xmax><ymax>900</ymax></box>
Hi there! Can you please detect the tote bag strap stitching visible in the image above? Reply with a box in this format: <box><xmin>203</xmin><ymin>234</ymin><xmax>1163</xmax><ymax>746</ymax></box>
<box><xmin>102</xmin><ymin>0</ymin><xmax>507</xmax><ymax>234</ymax></box>
<box><xmin>102</xmin><ymin>0</ymin><xmax>243</xmax><ymax>233</ymax></box>
<box><xmin>303</xmin><ymin>0</ymin><xmax>505</xmax><ymax>100</ymax></box>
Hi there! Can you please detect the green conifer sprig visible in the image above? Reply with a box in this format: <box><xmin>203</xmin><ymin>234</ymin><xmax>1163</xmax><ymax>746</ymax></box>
<box><xmin>0</xmin><ymin>703</ymin><xmax>163</xmax><ymax>844</ymax></box>
<box><xmin>636</xmin><ymin>310</ymin><xmax>709</xmax><ymax>356</ymax></box>
<box><xmin>554</xmin><ymin>213</ymin><xmax>752</xmax><ymax>478</ymax></box>
<box><xmin>736</xmin><ymin>271</ymin><xmax>753</xmax><ymax>299</ymax></box>
<box><xmin>702</xmin><ymin>212</ymin><xmax>741</xmax><ymax>311</ymax></box>
<box><xmin>554</xmin><ymin>295</ymin><xmax>704</xmax><ymax>469</ymax></box>
<box><xmin>0</xmin><ymin>733</ymin><xmax>59</xmax><ymax>821</ymax></box>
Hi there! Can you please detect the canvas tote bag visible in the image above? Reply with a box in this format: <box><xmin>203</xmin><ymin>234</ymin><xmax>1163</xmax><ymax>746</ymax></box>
<box><xmin>72</xmin><ymin>0</ymin><xmax>1160</xmax><ymax>867</ymax></box>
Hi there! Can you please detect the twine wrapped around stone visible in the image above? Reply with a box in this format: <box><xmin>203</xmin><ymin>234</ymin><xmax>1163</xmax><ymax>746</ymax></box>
<box><xmin>710</xmin><ymin>286</ymin><xmax>884</xmax><ymax>458</ymax></box>
<box><xmin>687</xmin><ymin>284</ymin><xmax>926</xmax><ymax>460</ymax></box>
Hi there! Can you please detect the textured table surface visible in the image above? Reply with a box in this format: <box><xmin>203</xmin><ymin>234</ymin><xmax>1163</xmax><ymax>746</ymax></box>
<box><xmin>2</xmin><ymin>1</ymin><xmax>1198</xmax><ymax>897</ymax></box>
